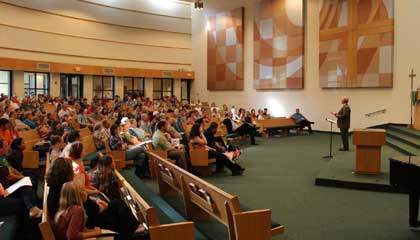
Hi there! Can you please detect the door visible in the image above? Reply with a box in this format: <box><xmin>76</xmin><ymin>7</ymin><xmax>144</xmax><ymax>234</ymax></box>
<box><xmin>60</xmin><ymin>74</ymin><xmax>83</xmax><ymax>98</ymax></box>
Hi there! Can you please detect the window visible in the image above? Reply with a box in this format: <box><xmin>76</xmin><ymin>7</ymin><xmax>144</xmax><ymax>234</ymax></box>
<box><xmin>0</xmin><ymin>70</ymin><xmax>12</xmax><ymax>97</ymax></box>
<box><xmin>24</xmin><ymin>72</ymin><xmax>50</xmax><ymax>96</ymax></box>
<box><xmin>123</xmin><ymin>77</ymin><xmax>145</xmax><ymax>97</ymax></box>
<box><xmin>60</xmin><ymin>74</ymin><xmax>83</xmax><ymax>99</ymax></box>
<box><xmin>153</xmin><ymin>78</ymin><xmax>173</xmax><ymax>99</ymax></box>
<box><xmin>181</xmin><ymin>79</ymin><xmax>191</xmax><ymax>102</ymax></box>
<box><xmin>93</xmin><ymin>75</ymin><xmax>114</xmax><ymax>99</ymax></box>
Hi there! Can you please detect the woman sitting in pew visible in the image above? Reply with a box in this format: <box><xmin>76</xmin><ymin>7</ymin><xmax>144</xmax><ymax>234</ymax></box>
<box><xmin>90</xmin><ymin>156</ymin><xmax>120</xmax><ymax>200</ymax></box>
<box><xmin>50</xmin><ymin>135</ymin><xmax>64</xmax><ymax>163</ymax></box>
<box><xmin>6</xmin><ymin>138</ymin><xmax>39</xmax><ymax>189</ymax></box>
<box><xmin>189</xmin><ymin>123</ymin><xmax>244</xmax><ymax>176</ymax></box>
<box><xmin>54</xmin><ymin>181</ymin><xmax>104</xmax><ymax>240</ymax></box>
<box><xmin>204</xmin><ymin>122</ymin><xmax>241</xmax><ymax>160</ymax></box>
<box><xmin>47</xmin><ymin>157</ymin><xmax>75</xmax><ymax>219</ymax></box>
<box><xmin>0</xmin><ymin>182</ymin><xmax>35</xmax><ymax>239</ymax></box>
<box><xmin>67</xmin><ymin>142</ymin><xmax>98</xmax><ymax>195</ymax></box>
<box><xmin>0</xmin><ymin>139</ymin><xmax>42</xmax><ymax>219</ymax></box>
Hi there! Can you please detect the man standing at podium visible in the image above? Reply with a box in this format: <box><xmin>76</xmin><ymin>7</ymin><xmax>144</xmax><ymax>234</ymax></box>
<box><xmin>332</xmin><ymin>98</ymin><xmax>351</xmax><ymax>151</ymax></box>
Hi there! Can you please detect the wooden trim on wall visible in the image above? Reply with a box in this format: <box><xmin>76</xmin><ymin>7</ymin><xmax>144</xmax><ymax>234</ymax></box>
<box><xmin>0</xmin><ymin>46</ymin><xmax>192</xmax><ymax>66</ymax></box>
<box><xmin>0</xmin><ymin>1</ymin><xmax>192</xmax><ymax>36</ymax></box>
<box><xmin>0</xmin><ymin>57</ymin><xmax>194</xmax><ymax>79</ymax></box>
<box><xmin>0</xmin><ymin>23</ymin><xmax>192</xmax><ymax>50</ymax></box>
<box><xmin>76</xmin><ymin>0</ymin><xmax>192</xmax><ymax>20</ymax></box>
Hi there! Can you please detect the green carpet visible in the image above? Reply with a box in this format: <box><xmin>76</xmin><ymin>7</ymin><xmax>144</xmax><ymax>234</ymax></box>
<box><xmin>315</xmin><ymin>139</ymin><xmax>402</xmax><ymax>191</ymax></box>
<box><xmin>144</xmin><ymin>133</ymin><xmax>420</xmax><ymax>240</ymax></box>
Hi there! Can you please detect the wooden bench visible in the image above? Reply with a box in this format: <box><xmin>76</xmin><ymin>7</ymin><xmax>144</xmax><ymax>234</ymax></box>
<box><xmin>256</xmin><ymin>117</ymin><xmax>311</xmax><ymax>137</ymax></box>
<box><xmin>188</xmin><ymin>143</ymin><xmax>216</xmax><ymax>176</ymax></box>
<box><xmin>23</xmin><ymin>138</ymin><xmax>42</xmax><ymax>169</ymax></box>
<box><xmin>42</xmin><ymin>103</ymin><xmax>56</xmax><ymax>114</ymax></box>
<box><xmin>149</xmin><ymin>152</ymin><xmax>285</xmax><ymax>240</ymax></box>
<box><xmin>114</xmin><ymin>170</ymin><xmax>195</xmax><ymax>240</ymax></box>
<box><xmin>80</xmin><ymin>135</ymin><xmax>127</xmax><ymax>170</ymax></box>
<box><xmin>38</xmin><ymin>154</ymin><xmax>55</xmax><ymax>240</ymax></box>
<box><xmin>20</xmin><ymin>129</ymin><xmax>41</xmax><ymax>141</ymax></box>
<box><xmin>78</xmin><ymin>127</ymin><xmax>91</xmax><ymax>138</ymax></box>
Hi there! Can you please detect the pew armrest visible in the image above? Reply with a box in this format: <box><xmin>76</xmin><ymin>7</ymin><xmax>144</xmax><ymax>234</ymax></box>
<box><xmin>22</xmin><ymin>151</ymin><xmax>40</xmax><ymax>169</ymax></box>
<box><xmin>232</xmin><ymin>209</ymin><xmax>281</xmax><ymax>240</ymax></box>
<box><xmin>150</xmin><ymin>222</ymin><xmax>195</xmax><ymax>240</ymax></box>
<box><xmin>109</xmin><ymin>150</ymin><xmax>126</xmax><ymax>169</ymax></box>
<box><xmin>271</xmin><ymin>225</ymin><xmax>285</xmax><ymax>236</ymax></box>
<box><xmin>189</xmin><ymin>148</ymin><xmax>211</xmax><ymax>167</ymax></box>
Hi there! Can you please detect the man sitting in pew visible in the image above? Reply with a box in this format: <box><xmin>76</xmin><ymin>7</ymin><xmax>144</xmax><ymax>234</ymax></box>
<box><xmin>152</xmin><ymin>120</ymin><xmax>189</xmax><ymax>170</ymax></box>
<box><xmin>290</xmin><ymin>108</ymin><xmax>313</xmax><ymax>134</ymax></box>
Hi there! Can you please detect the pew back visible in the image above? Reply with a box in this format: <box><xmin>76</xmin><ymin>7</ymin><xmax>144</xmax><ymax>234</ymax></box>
<box><xmin>256</xmin><ymin>117</ymin><xmax>297</xmax><ymax>129</ymax></box>
<box><xmin>20</xmin><ymin>129</ymin><xmax>40</xmax><ymax>142</ymax></box>
<box><xmin>39</xmin><ymin>154</ymin><xmax>55</xmax><ymax>240</ymax></box>
<box><xmin>150</xmin><ymin>152</ymin><xmax>285</xmax><ymax>240</ymax></box>
<box><xmin>78</xmin><ymin>127</ymin><xmax>91</xmax><ymax>138</ymax></box>
<box><xmin>114</xmin><ymin>170</ymin><xmax>195</xmax><ymax>240</ymax></box>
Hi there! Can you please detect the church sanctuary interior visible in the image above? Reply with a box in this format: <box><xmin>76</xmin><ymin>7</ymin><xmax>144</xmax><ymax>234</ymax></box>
<box><xmin>1</xmin><ymin>0</ymin><xmax>420</xmax><ymax>239</ymax></box>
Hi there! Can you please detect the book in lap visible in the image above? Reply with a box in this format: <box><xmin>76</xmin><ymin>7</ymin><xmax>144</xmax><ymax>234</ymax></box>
<box><xmin>4</xmin><ymin>177</ymin><xmax>32</xmax><ymax>197</ymax></box>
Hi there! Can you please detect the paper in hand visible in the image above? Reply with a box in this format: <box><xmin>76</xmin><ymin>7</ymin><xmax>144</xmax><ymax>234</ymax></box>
<box><xmin>5</xmin><ymin>177</ymin><xmax>32</xmax><ymax>197</ymax></box>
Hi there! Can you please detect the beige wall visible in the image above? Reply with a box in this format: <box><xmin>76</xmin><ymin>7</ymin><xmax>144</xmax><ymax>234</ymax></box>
<box><xmin>0</xmin><ymin>0</ymin><xmax>190</xmax><ymax>100</ymax></box>
<box><xmin>173</xmin><ymin>79</ymin><xmax>182</xmax><ymax>100</ymax></box>
<box><xmin>0</xmin><ymin>0</ymin><xmax>192</xmax><ymax>71</ymax></box>
<box><xmin>12</xmin><ymin>70</ymin><xmax>24</xmax><ymax>97</ymax></box>
<box><xmin>191</xmin><ymin>0</ymin><xmax>420</xmax><ymax>131</ymax></box>
<box><xmin>115</xmin><ymin>77</ymin><xmax>125</xmax><ymax>99</ymax></box>
<box><xmin>83</xmin><ymin>75</ymin><xmax>93</xmax><ymax>102</ymax></box>
<box><xmin>145</xmin><ymin>78</ymin><xmax>154</xmax><ymax>99</ymax></box>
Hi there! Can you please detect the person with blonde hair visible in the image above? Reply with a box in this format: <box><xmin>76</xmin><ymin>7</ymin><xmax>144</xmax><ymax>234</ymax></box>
<box><xmin>54</xmin><ymin>181</ymin><xmax>103</xmax><ymax>240</ymax></box>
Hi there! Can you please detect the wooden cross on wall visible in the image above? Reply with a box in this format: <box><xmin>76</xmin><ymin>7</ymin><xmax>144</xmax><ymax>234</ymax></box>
<box><xmin>410</xmin><ymin>69</ymin><xmax>416</xmax><ymax>89</ymax></box>
<box><xmin>410</xmin><ymin>69</ymin><xmax>417</xmax><ymax>126</ymax></box>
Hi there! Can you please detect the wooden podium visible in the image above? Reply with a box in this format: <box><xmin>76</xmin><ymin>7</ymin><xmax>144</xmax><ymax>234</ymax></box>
<box><xmin>352</xmin><ymin>129</ymin><xmax>386</xmax><ymax>174</ymax></box>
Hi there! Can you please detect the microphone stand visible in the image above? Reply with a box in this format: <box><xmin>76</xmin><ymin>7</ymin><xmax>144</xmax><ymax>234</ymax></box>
<box><xmin>323</xmin><ymin>118</ymin><xmax>335</xmax><ymax>159</ymax></box>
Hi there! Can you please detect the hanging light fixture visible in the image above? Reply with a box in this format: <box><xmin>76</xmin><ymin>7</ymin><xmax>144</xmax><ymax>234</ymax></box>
<box><xmin>194</xmin><ymin>0</ymin><xmax>203</xmax><ymax>10</ymax></box>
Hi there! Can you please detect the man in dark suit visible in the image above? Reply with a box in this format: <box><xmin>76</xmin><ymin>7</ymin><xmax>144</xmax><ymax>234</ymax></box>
<box><xmin>332</xmin><ymin>98</ymin><xmax>351</xmax><ymax>151</ymax></box>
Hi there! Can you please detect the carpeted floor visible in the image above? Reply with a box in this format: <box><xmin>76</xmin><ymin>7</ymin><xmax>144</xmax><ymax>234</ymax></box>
<box><xmin>139</xmin><ymin>133</ymin><xmax>420</xmax><ymax>240</ymax></box>
<box><xmin>197</xmin><ymin>133</ymin><xmax>420</xmax><ymax>240</ymax></box>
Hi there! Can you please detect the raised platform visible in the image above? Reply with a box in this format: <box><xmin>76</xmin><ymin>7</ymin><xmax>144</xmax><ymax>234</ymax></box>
<box><xmin>315</xmin><ymin>144</ymin><xmax>405</xmax><ymax>193</ymax></box>
<box><xmin>315</xmin><ymin>125</ymin><xmax>420</xmax><ymax>192</ymax></box>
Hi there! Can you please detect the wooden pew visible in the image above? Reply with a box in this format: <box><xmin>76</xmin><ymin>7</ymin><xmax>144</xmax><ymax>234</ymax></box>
<box><xmin>256</xmin><ymin>117</ymin><xmax>303</xmax><ymax>137</ymax></box>
<box><xmin>188</xmin><ymin>143</ymin><xmax>216</xmax><ymax>176</ymax></box>
<box><xmin>42</xmin><ymin>103</ymin><xmax>56</xmax><ymax>114</ymax></box>
<box><xmin>22</xmin><ymin>138</ymin><xmax>42</xmax><ymax>169</ymax></box>
<box><xmin>80</xmin><ymin>135</ymin><xmax>127</xmax><ymax>169</ymax></box>
<box><xmin>78</xmin><ymin>127</ymin><xmax>91</xmax><ymax>138</ymax></box>
<box><xmin>114</xmin><ymin>170</ymin><xmax>195</xmax><ymax>240</ymax></box>
<box><xmin>149</xmin><ymin>152</ymin><xmax>285</xmax><ymax>240</ymax></box>
<box><xmin>38</xmin><ymin>154</ymin><xmax>55</xmax><ymax>240</ymax></box>
<box><xmin>20</xmin><ymin>129</ymin><xmax>41</xmax><ymax>142</ymax></box>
